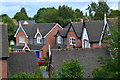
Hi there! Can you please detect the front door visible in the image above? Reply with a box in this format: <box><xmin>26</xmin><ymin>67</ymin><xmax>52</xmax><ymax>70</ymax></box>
<box><xmin>36</xmin><ymin>51</ymin><xmax>40</xmax><ymax>58</ymax></box>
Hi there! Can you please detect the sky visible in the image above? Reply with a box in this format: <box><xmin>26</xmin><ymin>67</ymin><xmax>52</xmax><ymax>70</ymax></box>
<box><xmin>0</xmin><ymin>0</ymin><xmax>119</xmax><ymax>18</ymax></box>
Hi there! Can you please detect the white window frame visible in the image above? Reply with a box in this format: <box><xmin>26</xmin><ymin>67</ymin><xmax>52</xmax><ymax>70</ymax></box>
<box><xmin>19</xmin><ymin>36</ymin><xmax>25</xmax><ymax>43</ymax></box>
<box><xmin>57</xmin><ymin>36</ymin><xmax>62</xmax><ymax>44</ymax></box>
<box><xmin>37</xmin><ymin>37</ymin><xmax>41</xmax><ymax>43</ymax></box>
<box><xmin>69</xmin><ymin>37</ymin><xmax>76</xmax><ymax>45</ymax></box>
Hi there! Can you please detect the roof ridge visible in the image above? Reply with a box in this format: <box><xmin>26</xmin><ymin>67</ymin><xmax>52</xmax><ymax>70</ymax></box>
<box><xmin>22</xmin><ymin>23</ymin><xmax>57</xmax><ymax>26</ymax></box>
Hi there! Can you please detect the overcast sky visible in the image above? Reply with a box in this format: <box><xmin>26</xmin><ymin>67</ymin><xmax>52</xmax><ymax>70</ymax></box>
<box><xmin>0</xmin><ymin>0</ymin><xmax>119</xmax><ymax>18</ymax></box>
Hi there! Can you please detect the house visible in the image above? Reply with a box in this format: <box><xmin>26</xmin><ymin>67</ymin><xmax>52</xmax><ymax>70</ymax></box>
<box><xmin>13</xmin><ymin>23</ymin><xmax>63</xmax><ymax>58</ymax></box>
<box><xmin>48</xmin><ymin>48</ymin><xmax>110</xmax><ymax>78</ymax></box>
<box><xmin>54</xmin><ymin>14</ymin><xmax>110</xmax><ymax>49</ymax></box>
<box><xmin>0</xmin><ymin>22</ymin><xmax>9</xmax><ymax>79</ymax></box>
<box><xmin>18</xmin><ymin>20</ymin><xmax>35</xmax><ymax>25</ymax></box>
<box><xmin>8</xmin><ymin>52</ymin><xmax>38</xmax><ymax>77</ymax></box>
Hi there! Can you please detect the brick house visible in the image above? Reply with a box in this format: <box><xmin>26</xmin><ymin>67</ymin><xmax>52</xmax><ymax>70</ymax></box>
<box><xmin>54</xmin><ymin>15</ymin><xmax>110</xmax><ymax>49</ymax></box>
<box><xmin>0</xmin><ymin>22</ymin><xmax>9</xmax><ymax>79</ymax></box>
<box><xmin>13</xmin><ymin>23</ymin><xmax>63</xmax><ymax>58</ymax></box>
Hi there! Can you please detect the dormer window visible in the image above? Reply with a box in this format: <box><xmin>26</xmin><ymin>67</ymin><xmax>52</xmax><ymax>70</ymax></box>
<box><xmin>19</xmin><ymin>36</ymin><xmax>25</xmax><ymax>43</ymax></box>
<box><xmin>57</xmin><ymin>36</ymin><xmax>62</xmax><ymax>44</ymax></box>
<box><xmin>37</xmin><ymin>37</ymin><xmax>41</xmax><ymax>43</ymax></box>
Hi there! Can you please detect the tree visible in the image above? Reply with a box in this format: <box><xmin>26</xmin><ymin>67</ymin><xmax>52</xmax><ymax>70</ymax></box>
<box><xmin>34</xmin><ymin>7</ymin><xmax>58</xmax><ymax>23</ymax></box>
<box><xmin>58</xmin><ymin>5</ymin><xmax>75</xmax><ymax>20</ymax></box>
<box><xmin>1</xmin><ymin>14</ymin><xmax>16</xmax><ymax>41</ymax></box>
<box><xmin>74</xmin><ymin>9</ymin><xmax>83</xmax><ymax>18</ymax></box>
<box><xmin>33</xmin><ymin>5</ymin><xmax>83</xmax><ymax>27</ymax></box>
<box><xmin>86</xmin><ymin>1</ymin><xmax>110</xmax><ymax>20</ymax></box>
<box><xmin>108</xmin><ymin>10</ymin><xmax>120</xmax><ymax>18</ymax></box>
<box><xmin>13</xmin><ymin>8</ymin><xmax>30</xmax><ymax>20</ymax></box>
<box><xmin>57</xmin><ymin>5</ymin><xmax>76</xmax><ymax>27</ymax></box>
<box><xmin>92</xmin><ymin>17</ymin><xmax>120</xmax><ymax>79</ymax></box>
<box><xmin>54</xmin><ymin>59</ymin><xmax>84</xmax><ymax>78</ymax></box>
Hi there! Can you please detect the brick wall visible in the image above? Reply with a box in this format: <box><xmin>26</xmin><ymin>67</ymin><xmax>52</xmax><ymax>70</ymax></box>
<box><xmin>16</xmin><ymin>31</ymin><xmax>28</xmax><ymax>45</ymax></box>
<box><xmin>67</xmin><ymin>31</ymin><xmax>82</xmax><ymax>48</ymax></box>
<box><xmin>0</xmin><ymin>60</ymin><xmax>7</xmax><ymax>79</ymax></box>
<box><xmin>77</xmin><ymin>39</ymin><xmax>82</xmax><ymax>47</ymax></box>
<box><xmin>42</xmin><ymin>25</ymin><xmax>62</xmax><ymax>57</ymax></box>
<box><xmin>91</xmin><ymin>43</ymin><xmax>101</xmax><ymax>48</ymax></box>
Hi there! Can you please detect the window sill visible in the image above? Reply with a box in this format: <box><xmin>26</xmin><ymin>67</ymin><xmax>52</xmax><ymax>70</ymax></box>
<box><xmin>19</xmin><ymin>42</ymin><xmax>25</xmax><ymax>43</ymax></box>
<box><xmin>69</xmin><ymin>44</ymin><xmax>76</xmax><ymax>46</ymax></box>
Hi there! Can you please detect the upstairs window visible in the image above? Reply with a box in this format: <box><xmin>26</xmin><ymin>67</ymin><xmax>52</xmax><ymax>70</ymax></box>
<box><xmin>57</xmin><ymin>36</ymin><xmax>62</xmax><ymax>44</ymax></box>
<box><xmin>37</xmin><ymin>37</ymin><xmax>41</xmax><ymax>43</ymax></box>
<box><xmin>69</xmin><ymin>37</ymin><xmax>76</xmax><ymax>45</ymax></box>
<box><xmin>19</xmin><ymin>36</ymin><xmax>25</xmax><ymax>43</ymax></box>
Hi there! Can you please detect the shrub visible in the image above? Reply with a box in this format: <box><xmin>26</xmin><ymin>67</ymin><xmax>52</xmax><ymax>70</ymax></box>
<box><xmin>53</xmin><ymin>59</ymin><xmax>84</xmax><ymax>79</ymax></box>
<box><xmin>10</xmin><ymin>69</ymin><xmax>43</xmax><ymax>79</ymax></box>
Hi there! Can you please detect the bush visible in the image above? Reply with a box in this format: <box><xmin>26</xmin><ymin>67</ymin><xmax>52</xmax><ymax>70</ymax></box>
<box><xmin>10</xmin><ymin>69</ymin><xmax>43</xmax><ymax>79</ymax></box>
<box><xmin>40</xmin><ymin>66</ymin><xmax>47</xmax><ymax>70</ymax></box>
<box><xmin>42</xmin><ymin>61</ymin><xmax>48</xmax><ymax>66</ymax></box>
<box><xmin>92</xmin><ymin>57</ymin><xmax>120</xmax><ymax>79</ymax></box>
<box><xmin>53</xmin><ymin>59</ymin><xmax>84</xmax><ymax>79</ymax></box>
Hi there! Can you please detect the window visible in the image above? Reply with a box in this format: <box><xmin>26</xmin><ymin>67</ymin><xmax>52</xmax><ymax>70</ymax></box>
<box><xmin>37</xmin><ymin>37</ymin><xmax>41</xmax><ymax>43</ymax></box>
<box><xmin>19</xmin><ymin>36</ymin><xmax>25</xmax><ymax>43</ymax></box>
<box><xmin>69</xmin><ymin>37</ymin><xmax>76</xmax><ymax>45</ymax></box>
<box><xmin>57</xmin><ymin>36</ymin><xmax>62</xmax><ymax>44</ymax></box>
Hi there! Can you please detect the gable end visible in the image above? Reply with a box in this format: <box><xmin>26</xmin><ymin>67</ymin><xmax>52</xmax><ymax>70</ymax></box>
<box><xmin>44</xmin><ymin>23</ymin><xmax>63</xmax><ymax>38</ymax></box>
<box><xmin>14</xmin><ymin>25</ymin><xmax>28</xmax><ymax>38</ymax></box>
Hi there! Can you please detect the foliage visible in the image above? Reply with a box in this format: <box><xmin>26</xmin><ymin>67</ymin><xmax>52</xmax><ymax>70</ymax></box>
<box><xmin>92</xmin><ymin>57</ymin><xmax>120</xmax><ymax>79</ymax></box>
<box><xmin>34</xmin><ymin>5</ymin><xmax>83</xmax><ymax>27</ymax></box>
<box><xmin>92</xmin><ymin>17</ymin><xmax>120</xmax><ymax>79</ymax></box>
<box><xmin>13</xmin><ymin>8</ymin><xmax>30</xmax><ymax>20</ymax></box>
<box><xmin>10</xmin><ymin>69</ymin><xmax>43</xmax><ymax>79</ymax></box>
<box><xmin>34</xmin><ymin>7</ymin><xmax>58</xmax><ymax>23</ymax></box>
<box><xmin>40</xmin><ymin>66</ymin><xmax>47</xmax><ymax>70</ymax></box>
<box><xmin>108</xmin><ymin>10</ymin><xmax>120</xmax><ymax>18</ymax></box>
<box><xmin>1</xmin><ymin>14</ymin><xmax>16</xmax><ymax>41</ymax></box>
<box><xmin>44</xmin><ymin>57</ymin><xmax>48</xmax><ymax>60</ymax></box>
<box><xmin>86</xmin><ymin>1</ymin><xmax>110</xmax><ymax>20</ymax></box>
<box><xmin>42</xmin><ymin>61</ymin><xmax>48</xmax><ymax>66</ymax></box>
<box><xmin>54</xmin><ymin>59</ymin><xmax>84</xmax><ymax>79</ymax></box>
<box><xmin>58</xmin><ymin>5</ymin><xmax>75</xmax><ymax>20</ymax></box>
<box><xmin>74</xmin><ymin>9</ymin><xmax>83</xmax><ymax>18</ymax></box>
